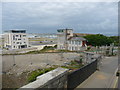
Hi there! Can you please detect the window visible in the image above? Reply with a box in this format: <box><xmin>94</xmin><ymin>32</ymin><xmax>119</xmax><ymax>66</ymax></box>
<box><xmin>72</xmin><ymin>41</ymin><xmax>74</xmax><ymax>44</ymax></box>
<box><xmin>23</xmin><ymin>35</ymin><xmax>26</xmax><ymax>37</ymax></box>
<box><xmin>74</xmin><ymin>41</ymin><xmax>76</xmax><ymax>44</ymax></box>
<box><xmin>17</xmin><ymin>42</ymin><xmax>19</xmax><ymax>44</ymax></box>
<box><xmin>79</xmin><ymin>41</ymin><xmax>81</xmax><ymax>45</ymax></box>
<box><xmin>13</xmin><ymin>35</ymin><xmax>15</xmax><ymax>40</ymax></box>
<box><xmin>16</xmin><ymin>35</ymin><xmax>18</xmax><ymax>37</ymax></box>
<box><xmin>72</xmin><ymin>47</ymin><xmax>74</xmax><ymax>50</ymax></box>
<box><xmin>18</xmin><ymin>39</ymin><xmax>21</xmax><ymax>40</ymax></box>
<box><xmin>75</xmin><ymin>41</ymin><xmax>77</xmax><ymax>44</ymax></box>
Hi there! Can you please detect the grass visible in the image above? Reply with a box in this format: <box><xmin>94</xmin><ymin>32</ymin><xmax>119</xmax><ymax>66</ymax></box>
<box><xmin>27</xmin><ymin>59</ymin><xmax>84</xmax><ymax>83</ymax></box>
<box><xmin>28</xmin><ymin>67</ymin><xmax>56</xmax><ymax>82</ymax></box>
<box><xmin>61</xmin><ymin>60</ymin><xmax>84</xmax><ymax>70</ymax></box>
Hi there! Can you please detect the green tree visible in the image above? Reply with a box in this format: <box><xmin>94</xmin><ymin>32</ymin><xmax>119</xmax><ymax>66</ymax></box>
<box><xmin>109</xmin><ymin>36</ymin><xmax>119</xmax><ymax>46</ymax></box>
<box><xmin>84</xmin><ymin>34</ymin><xmax>113</xmax><ymax>46</ymax></box>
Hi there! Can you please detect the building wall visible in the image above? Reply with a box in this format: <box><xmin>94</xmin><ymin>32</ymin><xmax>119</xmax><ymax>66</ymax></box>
<box><xmin>67</xmin><ymin>40</ymin><xmax>83</xmax><ymax>51</ymax></box>
<box><xmin>4</xmin><ymin>33</ymin><xmax>28</xmax><ymax>49</ymax></box>
<box><xmin>57</xmin><ymin>29</ymin><xmax>87</xmax><ymax>51</ymax></box>
<box><xmin>57</xmin><ymin>29</ymin><xmax>73</xmax><ymax>50</ymax></box>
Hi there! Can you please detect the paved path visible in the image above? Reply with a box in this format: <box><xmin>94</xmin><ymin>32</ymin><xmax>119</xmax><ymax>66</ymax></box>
<box><xmin>76</xmin><ymin>56</ymin><xmax>118</xmax><ymax>88</ymax></box>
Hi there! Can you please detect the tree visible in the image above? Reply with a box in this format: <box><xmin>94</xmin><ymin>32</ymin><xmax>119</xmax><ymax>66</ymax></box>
<box><xmin>109</xmin><ymin>36</ymin><xmax>119</xmax><ymax>46</ymax></box>
<box><xmin>84</xmin><ymin>34</ymin><xmax>113</xmax><ymax>46</ymax></box>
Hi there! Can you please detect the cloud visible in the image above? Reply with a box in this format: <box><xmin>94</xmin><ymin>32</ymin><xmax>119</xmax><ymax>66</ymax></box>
<box><xmin>2</xmin><ymin>2</ymin><xmax>118</xmax><ymax>35</ymax></box>
<box><xmin>1</xmin><ymin>0</ymin><xmax>119</xmax><ymax>2</ymax></box>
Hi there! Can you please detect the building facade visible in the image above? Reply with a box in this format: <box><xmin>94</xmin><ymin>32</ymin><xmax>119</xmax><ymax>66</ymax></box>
<box><xmin>57</xmin><ymin>29</ymin><xmax>87</xmax><ymax>51</ymax></box>
<box><xmin>4</xmin><ymin>30</ymin><xmax>29</xmax><ymax>49</ymax></box>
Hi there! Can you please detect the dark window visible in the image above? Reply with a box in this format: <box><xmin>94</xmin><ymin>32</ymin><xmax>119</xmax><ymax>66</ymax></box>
<box><xmin>13</xmin><ymin>35</ymin><xmax>15</xmax><ymax>40</ymax></box>
<box><xmin>23</xmin><ymin>35</ymin><xmax>26</xmax><ymax>37</ymax></box>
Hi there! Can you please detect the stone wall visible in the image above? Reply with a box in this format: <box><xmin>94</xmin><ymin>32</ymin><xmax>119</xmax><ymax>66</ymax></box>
<box><xmin>18</xmin><ymin>54</ymin><xmax>101</xmax><ymax>89</ymax></box>
<box><xmin>2</xmin><ymin>52</ymin><xmax>80</xmax><ymax>74</ymax></box>
<box><xmin>19</xmin><ymin>67</ymin><xmax>68</xmax><ymax>89</ymax></box>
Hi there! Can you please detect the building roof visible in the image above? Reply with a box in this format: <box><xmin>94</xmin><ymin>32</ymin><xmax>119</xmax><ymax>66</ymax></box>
<box><xmin>57</xmin><ymin>29</ymin><xmax>73</xmax><ymax>32</ymax></box>
<box><xmin>73</xmin><ymin>33</ymin><xmax>95</xmax><ymax>37</ymax></box>
<box><xmin>68</xmin><ymin>37</ymin><xmax>86</xmax><ymax>41</ymax></box>
<box><xmin>4</xmin><ymin>30</ymin><xmax>26</xmax><ymax>33</ymax></box>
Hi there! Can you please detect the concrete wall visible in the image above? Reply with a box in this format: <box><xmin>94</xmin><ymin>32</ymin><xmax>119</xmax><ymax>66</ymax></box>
<box><xmin>2</xmin><ymin>47</ymin><xmax>38</xmax><ymax>54</ymax></box>
<box><xmin>19</xmin><ymin>67</ymin><xmax>68</xmax><ymax>89</ymax></box>
<box><xmin>2</xmin><ymin>52</ymin><xmax>80</xmax><ymax>74</ymax></box>
<box><xmin>18</xmin><ymin>54</ymin><xmax>101</xmax><ymax>89</ymax></box>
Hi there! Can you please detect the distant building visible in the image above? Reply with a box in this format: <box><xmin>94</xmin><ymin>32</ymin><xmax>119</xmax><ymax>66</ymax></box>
<box><xmin>57</xmin><ymin>29</ymin><xmax>87</xmax><ymax>51</ymax></box>
<box><xmin>4</xmin><ymin>30</ymin><xmax>29</xmax><ymax>49</ymax></box>
<box><xmin>28</xmin><ymin>33</ymin><xmax>57</xmax><ymax>38</ymax></box>
<box><xmin>0</xmin><ymin>34</ymin><xmax>4</xmax><ymax>48</ymax></box>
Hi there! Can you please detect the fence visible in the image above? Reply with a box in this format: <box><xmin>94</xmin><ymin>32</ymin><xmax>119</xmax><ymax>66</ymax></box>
<box><xmin>67</xmin><ymin>59</ymin><xmax>97</xmax><ymax>89</ymax></box>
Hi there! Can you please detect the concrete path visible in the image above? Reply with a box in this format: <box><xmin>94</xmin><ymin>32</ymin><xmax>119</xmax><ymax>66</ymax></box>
<box><xmin>76</xmin><ymin>56</ymin><xmax>118</xmax><ymax>88</ymax></box>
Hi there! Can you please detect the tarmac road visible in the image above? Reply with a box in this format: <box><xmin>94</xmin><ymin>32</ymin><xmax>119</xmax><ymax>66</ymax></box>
<box><xmin>76</xmin><ymin>56</ymin><xmax>118</xmax><ymax>88</ymax></box>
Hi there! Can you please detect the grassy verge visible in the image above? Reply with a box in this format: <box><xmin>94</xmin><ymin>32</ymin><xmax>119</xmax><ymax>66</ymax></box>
<box><xmin>28</xmin><ymin>67</ymin><xmax>56</xmax><ymax>82</ymax></box>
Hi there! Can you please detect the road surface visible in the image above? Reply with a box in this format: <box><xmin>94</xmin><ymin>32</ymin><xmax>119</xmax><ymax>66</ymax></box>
<box><xmin>76</xmin><ymin>56</ymin><xmax>118</xmax><ymax>88</ymax></box>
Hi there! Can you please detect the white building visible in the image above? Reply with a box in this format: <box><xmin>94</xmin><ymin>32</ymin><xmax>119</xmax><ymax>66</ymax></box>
<box><xmin>57</xmin><ymin>29</ymin><xmax>87</xmax><ymax>51</ymax></box>
<box><xmin>4</xmin><ymin>30</ymin><xmax>29</xmax><ymax>49</ymax></box>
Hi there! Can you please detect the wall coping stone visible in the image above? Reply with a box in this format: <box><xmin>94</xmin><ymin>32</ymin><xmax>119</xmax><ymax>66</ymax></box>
<box><xmin>18</xmin><ymin>67</ymin><xmax>68</xmax><ymax>89</ymax></box>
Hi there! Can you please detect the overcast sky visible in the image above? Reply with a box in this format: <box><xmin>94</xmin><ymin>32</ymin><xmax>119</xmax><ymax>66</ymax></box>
<box><xmin>2</xmin><ymin>2</ymin><xmax>118</xmax><ymax>35</ymax></box>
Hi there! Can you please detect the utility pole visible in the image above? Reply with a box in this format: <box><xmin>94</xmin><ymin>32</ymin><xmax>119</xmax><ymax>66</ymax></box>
<box><xmin>13</xmin><ymin>55</ymin><xmax>16</xmax><ymax>66</ymax></box>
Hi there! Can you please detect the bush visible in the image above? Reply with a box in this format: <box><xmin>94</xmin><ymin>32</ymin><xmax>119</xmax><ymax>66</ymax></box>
<box><xmin>54</xmin><ymin>45</ymin><xmax>57</xmax><ymax>48</ymax></box>
<box><xmin>43</xmin><ymin>46</ymin><xmax>54</xmax><ymax>50</ymax></box>
<box><xmin>87</xmin><ymin>46</ymin><xmax>91</xmax><ymax>50</ymax></box>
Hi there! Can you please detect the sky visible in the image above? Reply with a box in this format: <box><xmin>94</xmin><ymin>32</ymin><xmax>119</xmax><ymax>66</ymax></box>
<box><xmin>2</xmin><ymin>2</ymin><xmax>118</xmax><ymax>35</ymax></box>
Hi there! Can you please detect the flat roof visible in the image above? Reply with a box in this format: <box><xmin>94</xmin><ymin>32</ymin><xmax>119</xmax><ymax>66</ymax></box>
<box><xmin>4</xmin><ymin>30</ymin><xmax>26</xmax><ymax>33</ymax></box>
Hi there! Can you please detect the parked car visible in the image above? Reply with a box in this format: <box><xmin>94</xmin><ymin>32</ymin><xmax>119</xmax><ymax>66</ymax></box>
<box><xmin>116</xmin><ymin>70</ymin><xmax>120</xmax><ymax>77</ymax></box>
